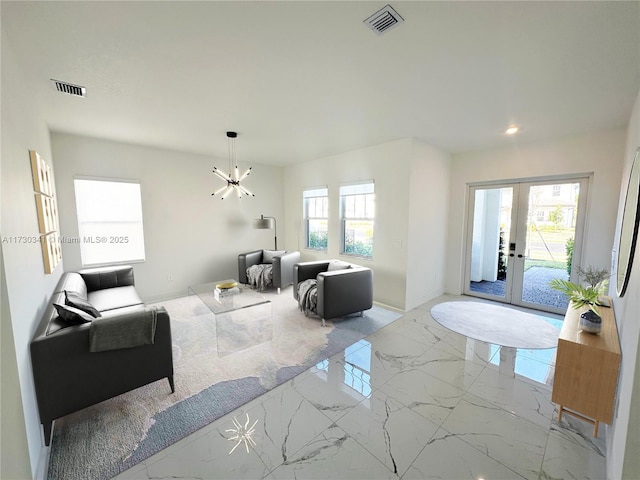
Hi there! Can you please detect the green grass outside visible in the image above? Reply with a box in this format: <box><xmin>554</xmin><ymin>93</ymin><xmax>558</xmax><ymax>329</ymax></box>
<box><xmin>526</xmin><ymin>227</ymin><xmax>574</xmax><ymax>263</ymax></box>
<box><xmin>524</xmin><ymin>259</ymin><xmax>566</xmax><ymax>271</ymax></box>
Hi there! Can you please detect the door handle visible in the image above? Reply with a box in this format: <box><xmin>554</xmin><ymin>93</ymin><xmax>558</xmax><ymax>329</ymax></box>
<box><xmin>517</xmin><ymin>254</ymin><xmax>523</xmax><ymax>258</ymax></box>
<box><xmin>509</xmin><ymin>253</ymin><xmax>515</xmax><ymax>257</ymax></box>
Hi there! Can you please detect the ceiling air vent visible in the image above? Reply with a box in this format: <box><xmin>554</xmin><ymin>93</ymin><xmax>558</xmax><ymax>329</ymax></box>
<box><xmin>364</xmin><ymin>4</ymin><xmax>404</xmax><ymax>35</ymax></box>
<box><xmin>50</xmin><ymin>79</ymin><xmax>86</xmax><ymax>98</ymax></box>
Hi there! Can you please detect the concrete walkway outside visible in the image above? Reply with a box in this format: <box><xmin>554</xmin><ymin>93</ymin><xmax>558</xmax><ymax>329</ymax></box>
<box><xmin>470</xmin><ymin>266</ymin><xmax>569</xmax><ymax>311</ymax></box>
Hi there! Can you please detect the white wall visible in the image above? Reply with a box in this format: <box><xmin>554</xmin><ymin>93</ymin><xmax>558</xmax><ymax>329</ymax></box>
<box><xmin>283</xmin><ymin>138</ymin><xmax>450</xmax><ymax>311</ymax></box>
<box><xmin>405</xmin><ymin>139</ymin><xmax>451</xmax><ymax>310</ymax></box>
<box><xmin>1</xmin><ymin>28</ymin><xmax>64</xmax><ymax>478</ymax></box>
<box><xmin>51</xmin><ymin>133</ymin><xmax>285</xmax><ymax>302</ymax></box>
<box><xmin>608</xmin><ymin>90</ymin><xmax>640</xmax><ymax>480</ymax></box>
<box><xmin>283</xmin><ymin>139</ymin><xmax>411</xmax><ymax>309</ymax></box>
<box><xmin>446</xmin><ymin>129</ymin><xmax>627</xmax><ymax>295</ymax></box>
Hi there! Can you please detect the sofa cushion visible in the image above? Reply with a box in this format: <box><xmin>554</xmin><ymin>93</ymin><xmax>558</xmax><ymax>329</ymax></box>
<box><xmin>262</xmin><ymin>249</ymin><xmax>286</xmax><ymax>264</ymax></box>
<box><xmin>79</xmin><ymin>265</ymin><xmax>135</xmax><ymax>292</ymax></box>
<box><xmin>54</xmin><ymin>272</ymin><xmax>88</xmax><ymax>299</ymax></box>
<box><xmin>88</xmin><ymin>286</ymin><xmax>143</xmax><ymax>312</ymax></box>
<box><xmin>65</xmin><ymin>291</ymin><xmax>101</xmax><ymax>317</ymax></box>
<box><xmin>327</xmin><ymin>260</ymin><xmax>352</xmax><ymax>271</ymax></box>
<box><xmin>53</xmin><ymin>303</ymin><xmax>94</xmax><ymax>325</ymax></box>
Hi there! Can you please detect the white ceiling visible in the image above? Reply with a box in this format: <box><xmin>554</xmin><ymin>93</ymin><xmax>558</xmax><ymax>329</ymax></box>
<box><xmin>3</xmin><ymin>1</ymin><xmax>639</xmax><ymax>166</ymax></box>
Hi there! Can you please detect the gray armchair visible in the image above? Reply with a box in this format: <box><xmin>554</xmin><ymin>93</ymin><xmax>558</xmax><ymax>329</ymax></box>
<box><xmin>238</xmin><ymin>249</ymin><xmax>301</xmax><ymax>293</ymax></box>
<box><xmin>293</xmin><ymin>260</ymin><xmax>373</xmax><ymax>326</ymax></box>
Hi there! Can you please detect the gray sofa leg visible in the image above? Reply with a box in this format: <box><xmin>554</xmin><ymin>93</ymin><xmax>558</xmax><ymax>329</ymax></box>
<box><xmin>277</xmin><ymin>287</ymin><xmax>281</xmax><ymax>295</ymax></box>
<box><xmin>168</xmin><ymin>376</ymin><xmax>175</xmax><ymax>393</ymax></box>
<box><xmin>321</xmin><ymin>318</ymin><xmax>326</xmax><ymax>327</ymax></box>
<box><xmin>360</xmin><ymin>311</ymin><xmax>364</xmax><ymax>317</ymax></box>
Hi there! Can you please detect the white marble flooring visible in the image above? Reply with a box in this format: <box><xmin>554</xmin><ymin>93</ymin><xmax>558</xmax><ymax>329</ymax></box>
<box><xmin>114</xmin><ymin>294</ymin><xmax>606</xmax><ymax>480</ymax></box>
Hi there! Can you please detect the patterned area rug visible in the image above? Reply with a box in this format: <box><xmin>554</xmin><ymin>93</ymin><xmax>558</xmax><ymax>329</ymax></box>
<box><xmin>47</xmin><ymin>287</ymin><xmax>401</xmax><ymax>479</ymax></box>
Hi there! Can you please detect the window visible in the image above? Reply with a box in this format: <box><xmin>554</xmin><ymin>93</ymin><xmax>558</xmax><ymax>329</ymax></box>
<box><xmin>340</xmin><ymin>182</ymin><xmax>374</xmax><ymax>258</ymax></box>
<box><xmin>74</xmin><ymin>178</ymin><xmax>146</xmax><ymax>266</ymax></box>
<box><xmin>552</xmin><ymin>185</ymin><xmax>561</xmax><ymax>197</ymax></box>
<box><xmin>303</xmin><ymin>187</ymin><xmax>328</xmax><ymax>251</ymax></box>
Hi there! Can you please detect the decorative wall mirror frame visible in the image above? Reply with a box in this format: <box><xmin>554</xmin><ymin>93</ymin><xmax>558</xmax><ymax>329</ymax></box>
<box><xmin>617</xmin><ymin>147</ymin><xmax>640</xmax><ymax>297</ymax></box>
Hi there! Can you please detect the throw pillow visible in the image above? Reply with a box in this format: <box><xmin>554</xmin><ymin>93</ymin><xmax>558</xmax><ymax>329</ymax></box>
<box><xmin>327</xmin><ymin>260</ymin><xmax>352</xmax><ymax>271</ymax></box>
<box><xmin>65</xmin><ymin>290</ymin><xmax>101</xmax><ymax>318</ymax></box>
<box><xmin>53</xmin><ymin>303</ymin><xmax>95</xmax><ymax>325</ymax></box>
<box><xmin>262</xmin><ymin>249</ymin><xmax>286</xmax><ymax>264</ymax></box>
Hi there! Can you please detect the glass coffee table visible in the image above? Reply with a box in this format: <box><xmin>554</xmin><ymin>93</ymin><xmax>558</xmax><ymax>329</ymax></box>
<box><xmin>188</xmin><ymin>280</ymin><xmax>272</xmax><ymax>356</ymax></box>
<box><xmin>188</xmin><ymin>280</ymin><xmax>270</xmax><ymax>315</ymax></box>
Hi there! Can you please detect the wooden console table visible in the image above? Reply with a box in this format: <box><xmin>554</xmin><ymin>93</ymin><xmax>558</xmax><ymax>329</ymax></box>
<box><xmin>552</xmin><ymin>299</ymin><xmax>621</xmax><ymax>436</ymax></box>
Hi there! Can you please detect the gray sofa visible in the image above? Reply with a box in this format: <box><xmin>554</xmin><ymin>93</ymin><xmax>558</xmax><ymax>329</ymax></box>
<box><xmin>238</xmin><ymin>249</ymin><xmax>301</xmax><ymax>293</ymax></box>
<box><xmin>293</xmin><ymin>260</ymin><xmax>373</xmax><ymax>326</ymax></box>
<box><xmin>30</xmin><ymin>265</ymin><xmax>174</xmax><ymax>446</ymax></box>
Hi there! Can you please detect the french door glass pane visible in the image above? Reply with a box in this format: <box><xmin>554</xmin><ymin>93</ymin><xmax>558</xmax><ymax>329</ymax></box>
<box><xmin>520</xmin><ymin>183</ymin><xmax>579</xmax><ymax>310</ymax></box>
<box><xmin>469</xmin><ymin>187</ymin><xmax>513</xmax><ymax>299</ymax></box>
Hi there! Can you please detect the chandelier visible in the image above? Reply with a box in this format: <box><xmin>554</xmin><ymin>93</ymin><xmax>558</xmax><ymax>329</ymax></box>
<box><xmin>212</xmin><ymin>131</ymin><xmax>254</xmax><ymax>199</ymax></box>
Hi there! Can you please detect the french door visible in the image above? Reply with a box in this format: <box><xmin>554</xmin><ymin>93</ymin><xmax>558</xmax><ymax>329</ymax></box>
<box><xmin>464</xmin><ymin>177</ymin><xmax>589</xmax><ymax>314</ymax></box>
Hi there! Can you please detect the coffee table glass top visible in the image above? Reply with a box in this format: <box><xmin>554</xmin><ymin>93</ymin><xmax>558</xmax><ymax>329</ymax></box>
<box><xmin>188</xmin><ymin>279</ymin><xmax>269</xmax><ymax>315</ymax></box>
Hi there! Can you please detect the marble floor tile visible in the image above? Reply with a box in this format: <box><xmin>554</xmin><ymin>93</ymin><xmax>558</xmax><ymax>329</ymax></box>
<box><xmin>441</xmin><ymin>394</ymin><xmax>549</xmax><ymax>479</ymax></box>
<box><xmin>539</xmin><ymin>429</ymin><xmax>606</xmax><ymax>480</ymax></box>
<box><xmin>403</xmin><ymin>428</ymin><xmax>527</xmax><ymax>480</ymax></box>
<box><xmin>468</xmin><ymin>361</ymin><xmax>555</xmax><ymax>429</ymax></box>
<box><xmin>143</xmin><ymin>419</ymin><xmax>273</xmax><ymax>480</ymax></box>
<box><xmin>269</xmin><ymin>425</ymin><xmax>398</xmax><ymax>480</ymax></box>
<box><xmin>110</xmin><ymin>294</ymin><xmax>609</xmax><ymax>480</ymax></box>
<box><xmin>236</xmin><ymin>385</ymin><xmax>334</xmax><ymax>471</ymax></box>
<box><xmin>379</xmin><ymin>369</ymin><xmax>465</xmax><ymax>426</ymax></box>
<box><xmin>112</xmin><ymin>462</ymin><xmax>148</xmax><ymax>479</ymax></box>
<box><xmin>485</xmin><ymin>345</ymin><xmax>556</xmax><ymax>386</ymax></box>
<box><xmin>389</xmin><ymin>309</ymin><xmax>451</xmax><ymax>347</ymax></box>
<box><xmin>292</xmin><ymin>358</ymin><xmax>370</xmax><ymax>422</ymax></box>
<box><xmin>335</xmin><ymin>389</ymin><xmax>439</xmax><ymax>476</ymax></box>
<box><xmin>411</xmin><ymin>343</ymin><xmax>487</xmax><ymax>392</ymax></box>
<box><xmin>550</xmin><ymin>410</ymin><xmax>606</xmax><ymax>457</ymax></box>
<box><xmin>360</xmin><ymin>329</ymin><xmax>435</xmax><ymax>387</ymax></box>
<box><xmin>434</xmin><ymin>333</ymin><xmax>498</xmax><ymax>366</ymax></box>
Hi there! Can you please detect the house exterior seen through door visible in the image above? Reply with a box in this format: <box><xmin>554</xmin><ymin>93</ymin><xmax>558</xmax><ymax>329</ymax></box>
<box><xmin>464</xmin><ymin>177</ymin><xmax>589</xmax><ymax>315</ymax></box>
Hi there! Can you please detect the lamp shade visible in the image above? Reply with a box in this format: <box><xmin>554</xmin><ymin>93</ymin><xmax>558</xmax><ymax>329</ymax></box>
<box><xmin>254</xmin><ymin>216</ymin><xmax>275</xmax><ymax>229</ymax></box>
<box><xmin>254</xmin><ymin>215</ymin><xmax>277</xmax><ymax>249</ymax></box>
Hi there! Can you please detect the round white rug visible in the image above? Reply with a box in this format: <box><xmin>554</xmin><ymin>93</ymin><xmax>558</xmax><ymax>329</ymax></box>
<box><xmin>430</xmin><ymin>301</ymin><xmax>560</xmax><ymax>349</ymax></box>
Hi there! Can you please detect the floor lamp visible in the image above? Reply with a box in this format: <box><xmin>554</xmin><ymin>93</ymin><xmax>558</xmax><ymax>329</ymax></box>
<box><xmin>255</xmin><ymin>215</ymin><xmax>277</xmax><ymax>250</ymax></box>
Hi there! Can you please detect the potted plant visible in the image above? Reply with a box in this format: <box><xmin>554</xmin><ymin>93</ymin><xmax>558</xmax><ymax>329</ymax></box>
<box><xmin>549</xmin><ymin>266</ymin><xmax>610</xmax><ymax>334</ymax></box>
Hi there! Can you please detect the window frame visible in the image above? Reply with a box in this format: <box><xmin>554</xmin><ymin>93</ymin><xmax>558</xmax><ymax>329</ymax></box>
<box><xmin>339</xmin><ymin>181</ymin><xmax>375</xmax><ymax>259</ymax></box>
<box><xmin>303</xmin><ymin>187</ymin><xmax>329</xmax><ymax>251</ymax></box>
<box><xmin>73</xmin><ymin>177</ymin><xmax>146</xmax><ymax>267</ymax></box>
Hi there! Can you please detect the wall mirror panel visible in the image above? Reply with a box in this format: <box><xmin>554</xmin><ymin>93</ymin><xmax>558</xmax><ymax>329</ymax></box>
<box><xmin>617</xmin><ymin>147</ymin><xmax>640</xmax><ymax>297</ymax></box>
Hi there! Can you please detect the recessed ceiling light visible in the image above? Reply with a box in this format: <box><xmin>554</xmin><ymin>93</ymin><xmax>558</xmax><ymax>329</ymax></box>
<box><xmin>505</xmin><ymin>125</ymin><xmax>519</xmax><ymax>135</ymax></box>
